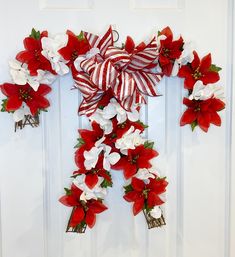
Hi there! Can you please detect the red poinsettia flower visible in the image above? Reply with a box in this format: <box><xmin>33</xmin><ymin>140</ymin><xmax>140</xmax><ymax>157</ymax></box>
<box><xmin>112</xmin><ymin>145</ymin><xmax>158</xmax><ymax>179</ymax></box>
<box><xmin>78</xmin><ymin>121</ymin><xmax>104</xmax><ymax>150</ymax></box>
<box><xmin>178</xmin><ymin>51</ymin><xmax>220</xmax><ymax>89</ymax></box>
<box><xmin>58</xmin><ymin>30</ymin><xmax>90</xmax><ymax>70</ymax></box>
<box><xmin>59</xmin><ymin>183</ymin><xmax>107</xmax><ymax>228</ymax></box>
<box><xmin>74</xmin><ymin>155</ymin><xmax>112</xmax><ymax>189</ymax></box>
<box><xmin>16</xmin><ymin>32</ymin><xmax>55</xmax><ymax>76</ymax></box>
<box><xmin>180</xmin><ymin>97</ymin><xmax>225</xmax><ymax>132</ymax></box>
<box><xmin>158</xmin><ymin>26</ymin><xmax>184</xmax><ymax>76</ymax></box>
<box><xmin>124</xmin><ymin>177</ymin><xmax>168</xmax><ymax>215</ymax></box>
<box><xmin>0</xmin><ymin>83</ymin><xmax>51</xmax><ymax>115</ymax></box>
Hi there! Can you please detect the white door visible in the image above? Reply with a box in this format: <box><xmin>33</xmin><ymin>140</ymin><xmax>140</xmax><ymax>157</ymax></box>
<box><xmin>0</xmin><ymin>0</ymin><xmax>234</xmax><ymax>257</ymax></box>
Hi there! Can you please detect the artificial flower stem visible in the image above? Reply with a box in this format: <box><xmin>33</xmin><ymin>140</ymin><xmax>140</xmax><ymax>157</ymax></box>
<box><xmin>66</xmin><ymin>207</ymin><xmax>87</xmax><ymax>233</ymax></box>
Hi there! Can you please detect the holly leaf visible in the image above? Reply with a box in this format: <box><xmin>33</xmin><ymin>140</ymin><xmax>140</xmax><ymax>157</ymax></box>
<box><xmin>64</xmin><ymin>188</ymin><xmax>71</xmax><ymax>196</ymax></box>
<box><xmin>101</xmin><ymin>179</ymin><xmax>113</xmax><ymax>188</ymax></box>
<box><xmin>124</xmin><ymin>184</ymin><xmax>133</xmax><ymax>193</ymax></box>
<box><xmin>1</xmin><ymin>99</ymin><xmax>7</xmax><ymax>112</ymax></box>
<box><xmin>101</xmin><ymin>171</ymin><xmax>113</xmax><ymax>188</ymax></box>
<box><xmin>136</xmin><ymin>120</ymin><xmax>148</xmax><ymax>129</ymax></box>
<box><xmin>74</xmin><ymin>138</ymin><xmax>85</xmax><ymax>148</ymax></box>
<box><xmin>191</xmin><ymin>121</ymin><xmax>198</xmax><ymax>131</ymax></box>
<box><xmin>77</xmin><ymin>31</ymin><xmax>85</xmax><ymax>41</ymax></box>
<box><xmin>209</xmin><ymin>64</ymin><xmax>222</xmax><ymax>73</ymax></box>
<box><xmin>144</xmin><ymin>140</ymin><xmax>154</xmax><ymax>149</ymax></box>
<box><xmin>30</xmin><ymin>28</ymin><xmax>41</xmax><ymax>40</ymax></box>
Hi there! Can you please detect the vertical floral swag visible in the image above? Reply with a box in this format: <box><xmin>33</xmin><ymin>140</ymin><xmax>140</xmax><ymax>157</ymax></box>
<box><xmin>0</xmin><ymin>26</ymin><xmax>225</xmax><ymax>233</ymax></box>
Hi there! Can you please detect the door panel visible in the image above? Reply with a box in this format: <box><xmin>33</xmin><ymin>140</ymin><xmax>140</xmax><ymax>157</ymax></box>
<box><xmin>0</xmin><ymin>0</ymin><xmax>234</xmax><ymax>257</ymax></box>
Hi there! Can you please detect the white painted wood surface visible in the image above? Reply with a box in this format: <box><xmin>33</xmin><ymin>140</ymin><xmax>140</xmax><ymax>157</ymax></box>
<box><xmin>0</xmin><ymin>0</ymin><xmax>234</xmax><ymax>257</ymax></box>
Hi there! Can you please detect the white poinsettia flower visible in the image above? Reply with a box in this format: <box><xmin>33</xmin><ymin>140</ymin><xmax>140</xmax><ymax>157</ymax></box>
<box><xmin>178</xmin><ymin>41</ymin><xmax>194</xmax><ymax>65</ymax></box>
<box><xmin>35</xmin><ymin>69</ymin><xmax>56</xmax><ymax>85</ymax></box>
<box><xmin>102</xmin><ymin>98</ymin><xmax>139</xmax><ymax>124</ymax></box>
<box><xmin>115</xmin><ymin>126</ymin><xmax>145</xmax><ymax>154</ymax></box>
<box><xmin>9</xmin><ymin>60</ymin><xmax>28</xmax><ymax>85</ymax></box>
<box><xmin>171</xmin><ymin>41</ymin><xmax>194</xmax><ymax>76</ymax></box>
<box><xmin>84</xmin><ymin>146</ymin><xmax>103</xmax><ymax>170</ymax></box>
<box><xmin>12</xmin><ymin>104</ymin><xmax>31</xmax><ymax>122</ymax></box>
<box><xmin>134</xmin><ymin>168</ymin><xmax>155</xmax><ymax>181</ymax></box>
<box><xmin>189</xmin><ymin>80</ymin><xmax>225</xmax><ymax>101</ymax></box>
<box><xmin>9</xmin><ymin>60</ymin><xmax>56</xmax><ymax>91</ymax></box>
<box><xmin>73</xmin><ymin>175</ymin><xmax>107</xmax><ymax>202</ymax></box>
<box><xmin>150</xmin><ymin>206</ymin><xmax>162</xmax><ymax>219</ymax></box>
<box><xmin>41</xmin><ymin>34</ymin><xmax>69</xmax><ymax>75</ymax></box>
<box><xmin>90</xmin><ymin>109</ymin><xmax>113</xmax><ymax>134</ymax></box>
<box><xmin>103</xmin><ymin>145</ymin><xmax>120</xmax><ymax>170</ymax></box>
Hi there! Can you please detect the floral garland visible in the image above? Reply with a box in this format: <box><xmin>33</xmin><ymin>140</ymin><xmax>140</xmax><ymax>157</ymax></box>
<box><xmin>0</xmin><ymin>26</ymin><xmax>225</xmax><ymax>233</ymax></box>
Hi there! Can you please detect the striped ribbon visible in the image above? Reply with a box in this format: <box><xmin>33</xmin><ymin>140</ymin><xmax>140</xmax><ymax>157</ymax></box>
<box><xmin>74</xmin><ymin>28</ymin><xmax>162</xmax><ymax>116</ymax></box>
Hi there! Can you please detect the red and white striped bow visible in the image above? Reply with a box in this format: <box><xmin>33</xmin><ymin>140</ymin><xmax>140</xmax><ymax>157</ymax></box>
<box><xmin>74</xmin><ymin>28</ymin><xmax>163</xmax><ymax>116</ymax></box>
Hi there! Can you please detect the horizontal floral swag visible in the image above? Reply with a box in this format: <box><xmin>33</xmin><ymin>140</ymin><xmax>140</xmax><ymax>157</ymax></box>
<box><xmin>0</xmin><ymin>26</ymin><xmax>225</xmax><ymax>232</ymax></box>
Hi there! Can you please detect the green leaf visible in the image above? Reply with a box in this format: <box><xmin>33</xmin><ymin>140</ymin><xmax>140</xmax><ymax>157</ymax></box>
<box><xmin>77</xmin><ymin>31</ymin><xmax>84</xmax><ymax>41</ymax></box>
<box><xmin>191</xmin><ymin>121</ymin><xmax>198</xmax><ymax>131</ymax></box>
<box><xmin>209</xmin><ymin>64</ymin><xmax>222</xmax><ymax>73</ymax></box>
<box><xmin>1</xmin><ymin>99</ymin><xmax>7</xmax><ymax>112</ymax></box>
<box><xmin>74</xmin><ymin>138</ymin><xmax>85</xmax><ymax>148</ymax></box>
<box><xmin>64</xmin><ymin>188</ymin><xmax>71</xmax><ymax>196</ymax></box>
<box><xmin>101</xmin><ymin>179</ymin><xmax>113</xmax><ymax>188</ymax></box>
<box><xmin>157</xmin><ymin>30</ymin><xmax>161</xmax><ymax>37</ymax></box>
<box><xmin>70</xmin><ymin>173</ymin><xmax>79</xmax><ymax>179</ymax></box>
<box><xmin>111</xmin><ymin>133</ymin><xmax>117</xmax><ymax>139</ymax></box>
<box><xmin>144</xmin><ymin>140</ymin><xmax>154</xmax><ymax>149</ymax></box>
<box><xmin>101</xmin><ymin>171</ymin><xmax>113</xmax><ymax>188</ymax></box>
<box><xmin>124</xmin><ymin>184</ymin><xmax>133</xmax><ymax>193</ymax></box>
<box><xmin>157</xmin><ymin>176</ymin><xmax>167</xmax><ymax>181</ymax></box>
<box><xmin>30</xmin><ymin>28</ymin><xmax>41</xmax><ymax>40</ymax></box>
<box><xmin>37</xmin><ymin>108</ymin><xmax>48</xmax><ymax>115</ymax></box>
<box><xmin>136</xmin><ymin>120</ymin><xmax>148</xmax><ymax>129</ymax></box>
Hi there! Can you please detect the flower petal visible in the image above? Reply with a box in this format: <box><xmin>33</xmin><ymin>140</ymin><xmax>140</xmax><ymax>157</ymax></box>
<box><xmin>133</xmin><ymin>197</ymin><xmax>145</xmax><ymax>216</ymax></box>
<box><xmin>59</xmin><ymin>195</ymin><xmax>77</xmax><ymax>207</ymax></box>
<box><xmin>1</xmin><ymin>83</ymin><xmax>18</xmax><ymax>97</ymax></box>
<box><xmin>85</xmin><ymin>174</ymin><xmax>99</xmax><ymax>189</ymax></box>
<box><xmin>147</xmin><ymin>192</ymin><xmax>164</xmax><ymax>207</ymax></box>
<box><xmin>69</xmin><ymin>206</ymin><xmax>85</xmax><ymax>227</ymax></box>
<box><xmin>6</xmin><ymin>95</ymin><xmax>22</xmax><ymax>111</ymax></box>
<box><xmin>85</xmin><ymin>209</ymin><xmax>96</xmax><ymax>228</ymax></box>
<box><xmin>200</xmin><ymin>53</ymin><xmax>211</xmax><ymax>72</ymax></box>
<box><xmin>131</xmin><ymin>177</ymin><xmax>145</xmax><ymax>191</ymax></box>
<box><xmin>180</xmin><ymin>108</ymin><xmax>197</xmax><ymax>126</ymax></box>
<box><xmin>123</xmin><ymin>191</ymin><xmax>140</xmax><ymax>202</ymax></box>
<box><xmin>89</xmin><ymin>200</ymin><xmax>108</xmax><ymax>214</ymax></box>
